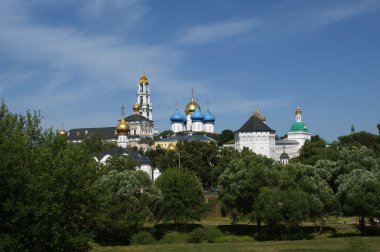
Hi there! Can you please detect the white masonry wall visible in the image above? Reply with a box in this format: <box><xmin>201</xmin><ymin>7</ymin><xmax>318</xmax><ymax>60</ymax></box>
<box><xmin>235</xmin><ymin>131</ymin><xmax>276</xmax><ymax>159</ymax></box>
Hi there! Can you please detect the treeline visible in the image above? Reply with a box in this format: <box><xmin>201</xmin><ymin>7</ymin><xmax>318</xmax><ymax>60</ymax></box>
<box><xmin>0</xmin><ymin>101</ymin><xmax>206</xmax><ymax>250</ymax></box>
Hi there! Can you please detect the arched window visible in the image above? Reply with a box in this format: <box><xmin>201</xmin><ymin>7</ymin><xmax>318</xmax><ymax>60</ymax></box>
<box><xmin>140</xmin><ymin>84</ymin><xmax>143</xmax><ymax>92</ymax></box>
<box><xmin>140</xmin><ymin>96</ymin><xmax>143</xmax><ymax>104</ymax></box>
<box><xmin>147</xmin><ymin>112</ymin><xmax>149</xmax><ymax>117</ymax></box>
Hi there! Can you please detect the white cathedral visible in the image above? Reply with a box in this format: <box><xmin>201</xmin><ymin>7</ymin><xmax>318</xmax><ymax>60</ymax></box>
<box><xmin>235</xmin><ymin>106</ymin><xmax>311</xmax><ymax>161</ymax></box>
<box><xmin>170</xmin><ymin>90</ymin><xmax>215</xmax><ymax>133</ymax></box>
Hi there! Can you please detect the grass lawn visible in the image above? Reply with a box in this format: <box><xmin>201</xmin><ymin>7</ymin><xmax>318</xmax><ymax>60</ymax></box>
<box><xmin>91</xmin><ymin>236</ymin><xmax>380</xmax><ymax>252</ymax></box>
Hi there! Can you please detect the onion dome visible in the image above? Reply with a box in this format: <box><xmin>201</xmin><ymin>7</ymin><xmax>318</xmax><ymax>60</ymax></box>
<box><xmin>58</xmin><ymin>129</ymin><xmax>67</xmax><ymax>137</ymax></box>
<box><xmin>133</xmin><ymin>102</ymin><xmax>140</xmax><ymax>113</ymax></box>
<box><xmin>295</xmin><ymin>106</ymin><xmax>302</xmax><ymax>115</ymax></box>
<box><xmin>139</xmin><ymin>73</ymin><xmax>149</xmax><ymax>85</ymax></box>
<box><xmin>203</xmin><ymin>109</ymin><xmax>215</xmax><ymax>123</ymax></box>
<box><xmin>261</xmin><ymin>114</ymin><xmax>266</xmax><ymax>123</ymax></box>
<box><xmin>280</xmin><ymin>152</ymin><xmax>290</xmax><ymax>159</ymax></box>
<box><xmin>190</xmin><ymin>107</ymin><xmax>204</xmax><ymax>121</ymax></box>
<box><xmin>290</xmin><ymin>121</ymin><xmax>308</xmax><ymax>132</ymax></box>
<box><xmin>167</xmin><ymin>143</ymin><xmax>176</xmax><ymax>151</ymax></box>
<box><xmin>116</xmin><ymin>116</ymin><xmax>129</xmax><ymax>135</ymax></box>
<box><xmin>170</xmin><ymin>108</ymin><xmax>186</xmax><ymax>122</ymax></box>
<box><xmin>185</xmin><ymin>97</ymin><xmax>200</xmax><ymax>115</ymax></box>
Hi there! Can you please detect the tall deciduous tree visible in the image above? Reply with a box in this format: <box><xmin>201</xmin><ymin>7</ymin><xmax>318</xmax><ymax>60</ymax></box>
<box><xmin>154</xmin><ymin>168</ymin><xmax>206</xmax><ymax>230</ymax></box>
<box><xmin>95</xmin><ymin>170</ymin><xmax>162</xmax><ymax>244</ymax></box>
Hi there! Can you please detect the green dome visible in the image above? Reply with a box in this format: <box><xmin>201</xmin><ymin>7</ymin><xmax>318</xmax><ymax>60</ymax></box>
<box><xmin>290</xmin><ymin>122</ymin><xmax>309</xmax><ymax>132</ymax></box>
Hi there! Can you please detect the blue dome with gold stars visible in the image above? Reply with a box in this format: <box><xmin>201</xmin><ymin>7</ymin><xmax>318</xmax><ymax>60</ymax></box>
<box><xmin>190</xmin><ymin>107</ymin><xmax>204</xmax><ymax>121</ymax></box>
<box><xmin>203</xmin><ymin>109</ymin><xmax>215</xmax><ymax>123</ymax></box>
<box><xmin>170</xmin><ymin>108</ymin><xmax>186</xmax><ymax>122</ymax></box>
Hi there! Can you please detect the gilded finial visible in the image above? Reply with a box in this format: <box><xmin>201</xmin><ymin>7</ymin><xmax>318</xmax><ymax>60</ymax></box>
<box><xmin>295</xmin><ymin>106</ymin><xmax>302</xmax><ymax>115</ymax></box>
<box><xmin>139</xmin><ymin>72</ymin><xmax>149</xmax><ymax>85</ymax></box>
<box><xmin>255</xmin><ymin>105</ymin><xmax>260</xmax><ymax>118</ymax></box>
<box><xmin>58</xmin><ymin>123</ymin><xmax>67</xmax><ymax>136</ymax></box>
<box><xmin>261</xmin><ymin>114</ymin><xmax>266</xmax><ymax>122</ymax></box>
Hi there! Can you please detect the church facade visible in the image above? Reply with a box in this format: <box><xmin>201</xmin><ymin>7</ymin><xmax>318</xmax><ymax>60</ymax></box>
<box><xmin>65</xmin><ymin>73</ymin><xmax>156</xmax><ymax>143</ymax></box>
<box><xmin>235</xmin><ymin>106</ymin><xmax>311</xmax><ymax>161</ymax></box>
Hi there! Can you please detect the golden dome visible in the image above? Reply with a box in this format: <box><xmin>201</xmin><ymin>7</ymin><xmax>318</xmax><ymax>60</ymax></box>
<box><xmin>139</xmin><ymin>73</ymin><xmax>149</xmax><ymax>85</ymax></box>
<box><xmin>167</xmin><ymin>143</ymin><xmax>176</xmax><ymax>151</ymax></box>
<box><xmin>133</xmin><ymin>102</ymin><xmax>140</xmax><ymax>112</ymax></box>
<box><xmin>185</xmin><ymin>97</ymin><xmax>200</xmax><ymax>115</ymax></box>
<box><xmin>58</xmin><ymin>129</ymin><xmax>67</xmax><ymax>137</ymax></box>
<box><xmin>295</xmin><ymin>106</ymin><xmax>302</xmax><ymax>115</ymax></box>
<box><xmin>116</xmin><ymin>116</ymin><xmax>129</xmax><ymax>135</ymax></box>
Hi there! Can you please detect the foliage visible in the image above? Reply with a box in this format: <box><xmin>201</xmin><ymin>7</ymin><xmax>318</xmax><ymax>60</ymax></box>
<box><xmin>155</xmin><ymin>130</ymin><xmax>174</xmax><ymax>140</ymax></box>
<box><xmin>0</xmin><ymin>100</ymin><xmax>98</xmax><ymax>251</ymax></box>
<box><xmin>338</xmin><ymin>131</ymin><xmax>380</xmax><ymax>156</ymax></box>
<box><xmin>188</xmin><ymin>227</ymin><xmax>211</xmax><ymax>243</ymax></box>
<box><xmin>130</xmin><ymin>231</ymin><xmax>156</xmax><ymax>245</ymax></box>
<box><xmin>337</xmin><ymin>169</ymin><xmax>380</xmax><ymax>229</ymax></box>
<box><xmin>154</xmin><ymin>168</ymin><xmax>206</xmax><ymax>229</ymax></box>
<box><xmin>218</xmin><ymin>129</ymin><xmax>234</xmax><ymax>146</ymax></box>
<box><xmin>294</xmin><ymin>135</ymin><xmax>339</xmax><ymax>165</ymax></box>
<box><xmin>94</xmin><ymin>170</ymin><xmax>162</xmax><ymax>245</ymax></box>
<box><xmin>103</xmin><ymin>155</ymin><xmax>138</xmax><ymax>173</ymax></box>
<box><xmin>82</xmin><ymin>132</ymin><xmax>116</xmax><ymax>155</ymax></box>
<box><xmin>154</xmin><ymin>141</ymin><xmax>219</xmax><ymax>187</ymax></box>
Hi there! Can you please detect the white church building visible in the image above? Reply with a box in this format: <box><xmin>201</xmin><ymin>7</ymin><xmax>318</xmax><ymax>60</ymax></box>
<box><xmin>235</xmin><ymin>106</ymin><xmax>311</xmax><ymax>161</ymax></box>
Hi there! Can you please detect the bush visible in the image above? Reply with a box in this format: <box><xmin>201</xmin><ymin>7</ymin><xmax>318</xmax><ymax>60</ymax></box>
<box><xmin>188</xmin><ymin>227</ymin><xmax>210</xmax><ymax>243</ymax></box>
<box><xmin>130</xmin><ymin>231</ymin><xmax>156</xmax><ymax>245</ymax></box>
<box><xmin>159</xmin><ymin>232</ymin><xmax>189</xmax><ymax>244</ymax></box>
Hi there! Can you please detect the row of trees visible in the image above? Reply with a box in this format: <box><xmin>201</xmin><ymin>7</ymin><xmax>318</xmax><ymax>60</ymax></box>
<box><xmin>0</xmin><ymin>101</ymin><xmax>207</xmax><ymax>250</ymax></box>
<box><xmin>218</xmin><ymin>146</ymin><xmax>380</xmax><ymax>238</ymax></box>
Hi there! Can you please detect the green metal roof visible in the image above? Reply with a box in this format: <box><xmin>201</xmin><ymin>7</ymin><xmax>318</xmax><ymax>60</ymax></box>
<box><xmin>289</xmin><ymin>121</ymin><xmax>309</xmax><ymax>132</ymax></box>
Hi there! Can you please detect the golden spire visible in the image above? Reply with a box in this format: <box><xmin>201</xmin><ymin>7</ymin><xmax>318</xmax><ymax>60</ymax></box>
<box><xmin>255</xmin><ymin>105</ymin><xmax>260</xmax><ymax>118</ymax></box>
<box><xmin>295</xmin><ymin>106</ymin><xmax>302</xmax><ymax>115</ymax></box>
<box><xmin>116</xmin><ymin>105</ymin><xmax>129</xmax><ymax>135</ymax></box>
<box><xmin>139</xmin><ymin>71</ymin><xmax>149</xmax><ymax>85</ymax></box>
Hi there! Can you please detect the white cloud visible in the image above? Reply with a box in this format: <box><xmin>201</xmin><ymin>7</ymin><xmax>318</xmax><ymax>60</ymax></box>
<box><xmin>178</xmin><ymin>19</ymin><xmax>258</xmax><ymax>45</ymax></box>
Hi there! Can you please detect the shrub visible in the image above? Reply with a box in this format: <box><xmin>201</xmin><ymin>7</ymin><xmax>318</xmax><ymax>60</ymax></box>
<box><xmin>188</xmin><ymin>227</ymin><xmax>210</xmax><ymax>243</ymax></box>
<box><xmin>130</xmin><ymin>231</ymin><xmax>156</xmax><ymax>245</ymax></box>
<box><xmin>159</xmin><ymin>232</ymin><xmax>189</xmax><ymax>244</ymax></box>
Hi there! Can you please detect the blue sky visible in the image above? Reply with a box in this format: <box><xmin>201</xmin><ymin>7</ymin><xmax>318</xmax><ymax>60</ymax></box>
<box><xmin>0</xmin><ymin>0</ymin><xmax>379</xmax><ymax>141</ymax></box>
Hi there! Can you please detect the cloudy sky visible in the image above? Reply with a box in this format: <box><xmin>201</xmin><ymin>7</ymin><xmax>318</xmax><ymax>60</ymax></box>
<box><xmin>1</xmin><ymin>0</ymin><xmax>379</xmax><ymax>140</ymax></box>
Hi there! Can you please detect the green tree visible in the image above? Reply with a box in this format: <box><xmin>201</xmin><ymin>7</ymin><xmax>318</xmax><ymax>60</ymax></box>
<box><xmin>95</xmin><ymin>170</ymin><xmax>162</xmax><ymax>244</ymax></box>
<box><xmin>294</xmin><ymin>135</ymin><xmax>339</xmax><ymax>165</ymax></box>
<box><xmin>0</xmin><ymin>101</ymin><xmax>98</xmax><ymax>251</ymax></box>
<box><xmin>103</xmin><ymin>155</ymin><xmax>138</xmax><ymax>173</ymax></box>
<box><xmin>337</xmin><ymin>169</ymin><xmax>380</xmax><ymax>229</ymax></box>
<box><xmin>155</xmin><ymin>168</ymin><xmax>206</xmax><ymax>230</ymax></box>
<box><xmin>218</xmin><ymin>129</ymin><xmax>234</xmax><ymax>146</ymax></box>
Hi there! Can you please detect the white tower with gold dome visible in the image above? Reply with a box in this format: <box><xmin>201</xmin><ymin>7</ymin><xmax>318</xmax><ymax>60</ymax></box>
<box><xmin>136</xmin><ymin>72</ymin><xmax>153</xmax><ymax>120</ymax></box>
<box><xmin>116</xmin><ymin>106</ymin><xmax>130</xmax><ymax>148</ymax></box>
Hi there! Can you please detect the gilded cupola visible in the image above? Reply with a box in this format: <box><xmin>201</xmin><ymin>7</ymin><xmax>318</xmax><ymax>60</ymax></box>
<box><xmin>185</xmin><ymin>89</ymin><xmax>200</xmax><ymax>115</ymax></box>
<box><xmin>116</xmin><ymin>107</ymin><xmax>129</xmax><ymax>135</ymax></box>
<box><xmin>295</xmin><ymin>106</ymin><xmax>302</xmax><ymax>115</ymax></box>
<box><xmin>139</xmin><ymin>73</ymin><xmax>149</xmax><ymax>85</ymax></box>
<box><xmin>133</xmin><ymin>102</ymin><xmax>140</xmax><ymax>114</ymax></box>
<box><xmin>255</xmin><ymin>106</ymin><xmax>260</xmax><ymax>118</ymax></box>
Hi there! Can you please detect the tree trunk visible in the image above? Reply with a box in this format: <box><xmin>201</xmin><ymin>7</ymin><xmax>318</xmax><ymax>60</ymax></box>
<box><xmin>257</xmin><ymin>219</ymin><xmax>262</xmax><ymax>234</ymax></box>
<box><xmin>359</xmin><ymin>216</ymin><xmax>365</xmax><ymax>229</ymax></box>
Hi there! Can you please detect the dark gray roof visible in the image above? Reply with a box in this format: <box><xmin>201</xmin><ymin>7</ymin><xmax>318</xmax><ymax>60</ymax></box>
<box><xmin>68</xmin><ymin>127</ymin><xmax>116</xmax><ymax>140</ymax></box>
<box><xmin>236</xmin><ymin>115</ymin><xmax>276</xmax><ymax>133</ymax></box>
<box><xmin>98</xmin><ymin>147</ymin><xmax>152</xmax><ymax>165</ymax></box>
<box><xmin>280</xmin><ymin>152</ymin><xmax>290</xmax><ymax>159</ymax></box>
<box><xmin>156</xmin><ymin>135</ymin><xmax>216</xmax><ymax>143</ymax></box>
<box><xmin>125</xmin><ymin>114</ymin><xmax>151</xmax><ymax>122</ymax></box>
<box><xmin>275</xmin><ymin>139</ymin><xmax>299</xmax><ymax>145</ymax></box>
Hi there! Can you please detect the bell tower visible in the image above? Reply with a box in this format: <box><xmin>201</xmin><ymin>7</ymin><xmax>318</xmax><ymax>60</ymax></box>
<box><xmin>136</xmin><ymin>72</ymin><xmax>153</xmax><ymax>120</ymax></box>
